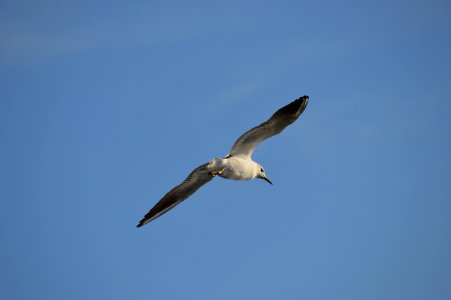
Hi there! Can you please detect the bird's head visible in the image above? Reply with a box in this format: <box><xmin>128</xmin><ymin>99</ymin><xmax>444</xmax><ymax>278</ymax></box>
<box><xmin>256</xmin><ymin>164</ymin><xmax>272</xmax><ymax>185</ymax></box>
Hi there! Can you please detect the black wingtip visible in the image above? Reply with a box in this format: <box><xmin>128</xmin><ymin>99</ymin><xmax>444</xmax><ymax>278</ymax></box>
<box><xmin>296</xmin><ymin>95</ymin><xmax>309</xmax><ymax>112</ymax></box>
<box><xmin>297</xmin><ymin>95</ymin><xmax>309</xmax><ymax>105</ymax></box>
<box><xmin>136</xmin><ymin>219</ymin><xmax>146</xmax><ymax>228</ymax></box>
<box><xmin>276</xmin><ymin>95</ymin><xmax>309</xmax><ymax>116</ymax></box>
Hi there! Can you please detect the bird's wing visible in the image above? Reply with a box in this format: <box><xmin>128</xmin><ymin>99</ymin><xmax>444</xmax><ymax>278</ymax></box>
<box><xmin>227</xmin><ymin>95</ymin><xmax>309</xmax><ymax>158</ymax></box>
<box><xmin>137</xmin><ymin>163</ymin><xmax>213</xmax><ymax>227</ymax></box>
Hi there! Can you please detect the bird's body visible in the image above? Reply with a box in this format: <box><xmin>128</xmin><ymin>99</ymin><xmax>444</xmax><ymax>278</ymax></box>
<box><xmin>208</xmin><ymin>156</ymin><xmax>260</xmax><ymax>181</ymax></box>
<box><xmin>137</xmin><ymin>95</ymin><xmax>309</xmax><ymax>227</ymax></box>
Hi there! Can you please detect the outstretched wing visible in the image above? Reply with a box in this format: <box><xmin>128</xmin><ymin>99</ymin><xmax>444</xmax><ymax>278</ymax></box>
<box><xmin>137</xmin><ymin>163</ymin><xmax>213</xmax><ymax>227</ymax></box>
<box><xmin>227</xmin><ymin>95</ymin><xmax>309</xmax><ymax>158</ymax></box>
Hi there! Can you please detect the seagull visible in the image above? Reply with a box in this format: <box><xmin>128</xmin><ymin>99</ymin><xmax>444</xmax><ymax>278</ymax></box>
<box><xmin>137</xmin><ymin>95</ymin><xmax>309</xmax><ymax>227</ymax></box>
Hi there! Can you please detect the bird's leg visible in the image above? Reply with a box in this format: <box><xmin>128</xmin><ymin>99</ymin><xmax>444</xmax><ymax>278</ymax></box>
<box><xmin>208</xmin><ymin>168</ymin><xmax>224</xmax><ymax>177</ymax></box>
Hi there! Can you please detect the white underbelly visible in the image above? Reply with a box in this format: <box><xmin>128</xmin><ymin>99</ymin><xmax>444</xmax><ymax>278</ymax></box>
<box><xmin>220</xmin><ymin>157</ymin><xmax>256</xmax><ymax>180</ymax></box>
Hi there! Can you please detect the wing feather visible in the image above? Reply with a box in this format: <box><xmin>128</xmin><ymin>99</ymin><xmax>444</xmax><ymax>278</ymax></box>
<box><xmin>136</xmin><ymin>163</ymin><xmax>213</xmax><ymax>227</ymax></box>
<box><xmin>227</xmin><ymin>95</ymin><xmax>309</xmax><ymax>158</ymax></box>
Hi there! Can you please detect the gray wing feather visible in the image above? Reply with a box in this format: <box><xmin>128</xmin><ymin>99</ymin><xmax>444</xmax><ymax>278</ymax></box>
<box><xmin>227</xmin><ymin>96</ymin><xmax>309</xmax><ymax>158</ymax></box>
<box><xmin>137</xmin><ymin>163</ymin><xmax>213</xmax><ymax>227</ymax></box>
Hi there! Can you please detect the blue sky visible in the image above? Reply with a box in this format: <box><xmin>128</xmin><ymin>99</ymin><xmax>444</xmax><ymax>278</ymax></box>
<box><xmin>1</xmin><ymin>0</ymin><xmax>450</xmax><ymax>299</ymax></box>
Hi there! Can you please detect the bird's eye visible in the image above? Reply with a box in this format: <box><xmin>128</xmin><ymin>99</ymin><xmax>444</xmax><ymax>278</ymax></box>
<box><xmin>260</xmin><ymin>168</ymin><xmax>264</xmax><ymax>173</ymax></box>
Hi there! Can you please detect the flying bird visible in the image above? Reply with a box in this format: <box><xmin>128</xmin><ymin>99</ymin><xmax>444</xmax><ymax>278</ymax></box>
<box><xmin>137</xmin><ymin>95</ymin><xmax>309</xmax><ymax>227</ymax></box>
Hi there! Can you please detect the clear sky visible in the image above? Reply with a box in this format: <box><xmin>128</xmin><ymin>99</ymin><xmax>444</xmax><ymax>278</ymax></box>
<box><xmin>1</xmin><ymin>1</ymin><xmax>450</xmax><ymax>299</ymax></box>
